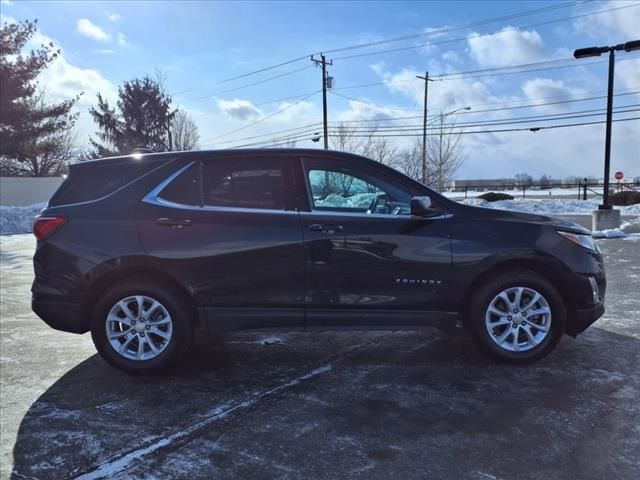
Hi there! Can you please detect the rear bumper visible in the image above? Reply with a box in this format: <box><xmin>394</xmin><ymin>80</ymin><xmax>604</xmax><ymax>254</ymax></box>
<box><xmin>566</xmin><ymin>303</ymin><xmax>605</xmax><ymax>337</ymax></box>
<box><xmin>32</xmin><ymin>298</ymin><xmax>88</xmax><ymax>334</ymax></box>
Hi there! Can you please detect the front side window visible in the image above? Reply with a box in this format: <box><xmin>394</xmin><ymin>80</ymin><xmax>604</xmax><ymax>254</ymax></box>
<box><xmin>202</xmin><ymin>157</ymin><xmax>285</xmax><ymax>210</ymax></box>
<box><xmin>305</xmin><ymin>160</ymin><xmax>412</xmax><ymax>215</ymax></box>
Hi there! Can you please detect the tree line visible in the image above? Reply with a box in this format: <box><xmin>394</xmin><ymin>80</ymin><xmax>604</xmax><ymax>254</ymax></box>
<box><xmin>0</xmin><ymin>20</ymin><xmax>199</xmax><ymax>177</ymax></box>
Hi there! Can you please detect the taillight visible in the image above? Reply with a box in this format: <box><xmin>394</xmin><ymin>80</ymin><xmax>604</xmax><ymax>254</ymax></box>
<box><xmin>33</xmin><ymin>216</ymin><xmax>66</xmax><ymax>240</ymax></box>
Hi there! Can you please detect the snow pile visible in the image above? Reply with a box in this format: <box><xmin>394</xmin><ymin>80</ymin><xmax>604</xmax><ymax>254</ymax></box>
<box><xmin>461</xmin><ymin>198</ymin><xmax>640</xmax><ymax>216</ymax></box>
<box><xmin>443</xmin><ymin>187</ymin><xmax>603</xmax><ymax>199</ymax></box>
<box><xmin>315</xmin><ymin>193</ymin><xmax>377</xmax><ymax>210</ymax></box>
<box><xmin>591</xmin><ymin>229</ymin><xmax>627</xmax><ymax>238</ymax></box>
<box><xmin>0</xmin><ymin>203</ymin><xmax>45</xmax><ymax>236</ymax></box>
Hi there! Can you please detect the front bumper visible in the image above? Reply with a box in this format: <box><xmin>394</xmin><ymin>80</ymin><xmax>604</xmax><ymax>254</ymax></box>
<box><xmin>32</xmin><ymin>298</ymin><xmax>88</xmax><ymax>334</ymax></box>
<box><xmin>566</xmin><ymin>303</ymin><xmax>605</xmax><ymax>337</ymax></box>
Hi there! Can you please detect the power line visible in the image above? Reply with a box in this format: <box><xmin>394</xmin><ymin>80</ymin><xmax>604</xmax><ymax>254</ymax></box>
<box><xmin>182</xmin><ymin>65</ymin><xmax>314</xmax><ymax>102</ymax></box>
<box><xmin>200</xmin><ymin>90</ymin><xmax>321</xmax><ymax>144</ymax></box>
<box><xmin>213</xmin><ymin>122</ymin><xmax>322</xmax><ymax>146</ymax></box>
<box><xmin>331</xmin><ymin>2</ymin><xmax>640</xmax><ymax>61</ymax></box>
<box><xmin>325</xmin><ymin>117</ymin><xmax>640</xmax><ymax>138</ymax></box>
<box><xmin>322</xmin><ymin>107</ymin><xmax>640</xmax><ymax>133</ymax></box>
<box><xmin>327</xmin><ymin>91</ymin><xmax>640</xmax><ymax>124</ymax></box>
<box><xmin>323</xmin><ymin>1</ymin><xmax>583</xmax><ymax>56</ymax></box>
<box><xmin>210</xmin><ymin>91</ymin><xmax>640</xmax><ymax>148</ymax></box>
<box><xmin>169</xmin><ymin>1</ymin><xmax>607</xmax><ymax>100</ymax></box>
<box><xmin>332</xmin><ymin>55</ymin><xmax>639</xmax><ymax>92</ymax></box>
<box><xmin>224</xmin><ymin>109</ymin><xmax>640</xmax><ymax>148</ymax></box>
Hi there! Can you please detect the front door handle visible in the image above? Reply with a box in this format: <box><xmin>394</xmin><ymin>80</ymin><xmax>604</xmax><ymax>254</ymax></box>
<box><xmin>308</xmin><ymin>224</ymin><xmax>343</xmax><ymax>234</ymax></box>
<box><xmin>156</xmin><ymin>217</ymin><xmax>192</xmax><ymax>229</ymax></box>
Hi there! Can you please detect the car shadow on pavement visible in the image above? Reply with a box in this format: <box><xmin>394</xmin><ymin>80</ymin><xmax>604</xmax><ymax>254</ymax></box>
<box><xmin>10</xmin><ymin>328</ymin><xmax>640</xmax><ymax>480</ymax></box>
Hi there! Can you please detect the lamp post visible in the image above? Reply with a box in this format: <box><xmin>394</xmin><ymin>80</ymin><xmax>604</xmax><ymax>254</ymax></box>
<box><xmin>421</xmin><ymin>106</ymin><xmax>471</xmax><ymax>185</ymax></box>
<box><xmin>573</xmin><ymin>40</ymin><xmax>640</xmax><ymax>215</ymax></box>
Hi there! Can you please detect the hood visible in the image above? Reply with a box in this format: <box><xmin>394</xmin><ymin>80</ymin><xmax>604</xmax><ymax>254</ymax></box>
<box><xmin>456</xmin><ymin>202</ymin><xmax>591</xmax><ymax>235</ymax></box>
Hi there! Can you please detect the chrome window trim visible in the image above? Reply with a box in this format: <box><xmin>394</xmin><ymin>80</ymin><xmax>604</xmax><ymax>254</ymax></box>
<box><xmin>302</xmin><ymin>211</ymin><xmax>454</xmax><ymax>221</ymax></box>
<box><xmin>144</xmin><ymin>161</ymin><xmax>453</xmax><ymax>220</ymax></box>
<box><xmin>143</xmin><ymin>161</ymin><xmax>298</xmax><ymax>215</ymax></box>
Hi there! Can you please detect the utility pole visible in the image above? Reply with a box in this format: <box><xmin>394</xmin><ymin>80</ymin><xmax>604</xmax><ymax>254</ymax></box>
<box><xmin>416</xmin><ymin>72</ymin><xmax>433</xmax><ymax>184</ymax></box>
<box><xmin>167</xmin><ymin>117</ymin><xmax>173</xmax><ymax>151</ymax></box>
<box><xmin>311</xmin><ymin>54</ymin><xmax>333</xmax><ymax>150</ymax></box>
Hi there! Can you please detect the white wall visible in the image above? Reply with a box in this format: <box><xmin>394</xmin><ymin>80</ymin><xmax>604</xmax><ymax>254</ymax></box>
<box><xmin>0</xmin><ymin>177</ymin><xmax>65</xmax><ymax>206</ymax></box>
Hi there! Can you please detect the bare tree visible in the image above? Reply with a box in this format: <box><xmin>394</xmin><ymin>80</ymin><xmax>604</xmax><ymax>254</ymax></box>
<box><xmin>330</xmin><ymin>122</ymin><xmax>400</xmax><ymax>166</ymax></box>
<box><xmin>171</xmin><ymin>110</ymin><xmax>200</xmax><ymax>151</ymax></box>
<box><xmin>425</xmin><ymin>113</ymin><xmax>466</xmax><ymax>190</ymax></box>
<box><xmin>392</xmin><ymin>140</ymin><xmax>423</xmax><ymax>182</ymax></box>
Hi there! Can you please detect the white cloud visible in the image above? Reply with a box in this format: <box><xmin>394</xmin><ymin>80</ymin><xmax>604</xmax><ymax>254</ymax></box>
<box><xmin>615</xmin><ymin>58</ymin><xmax>640</xmax><ymax>92</ymax></box>
<box><xmin>76</xmin><ymin>18</ymin><xmax>110</xmax><ymax>42</ymax></box>
<box><xmin>373</xmin><ymin>65</ymin><xmax>496</xmax><ymax>112</ymax></box>
<box><xmin>521</xmin><ymin>78</ymin><xmax>587</xmax><ymax>111</ymax></box>
<box><xmin>117</xmin><ymin>32</ymin><xmax>127</xmax><ymax>47</ymax></box>
<box><xmin>216</xmin><ymin>99</ymin><xmax>262</xmax><ymax>121</ymax></box>
<box><xmin>468</xmin><ymin>27</ymin><xmax>545</xmax><ymax>67</ymax></box>
<box><xmin>441</xmin><ymin>50</ymin><xmax>460</xmax><ymax>64</ymax></box>
<box><xmin>108</xmin><ymin>13</ymin><xmax>121</xmax><ymax>22</ymax></box>
<box><xmin>574</xmin><ymin>0</ymin><xmax>640</xmax><ymax>41</ymax></box>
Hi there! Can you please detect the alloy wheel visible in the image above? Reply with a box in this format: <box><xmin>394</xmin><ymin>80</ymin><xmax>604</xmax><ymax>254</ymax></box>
<box><xmin>485</xmin><ymin>286</ymin><xmax>552</xmax><ymax>352</ymax></box>
<box><xmin>105</xmin><ymin>295</ymin><xmax>173</xmax><ymax>361</ymax></box>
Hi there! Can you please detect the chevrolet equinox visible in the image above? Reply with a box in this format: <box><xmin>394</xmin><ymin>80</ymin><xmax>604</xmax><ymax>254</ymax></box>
<box><xmin>32</xmin><ymin>149</ymin><xmax>606</xmax><ymax>373</ymax></box>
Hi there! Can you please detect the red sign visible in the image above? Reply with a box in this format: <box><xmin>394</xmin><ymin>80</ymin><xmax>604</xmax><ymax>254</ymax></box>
<box><xmin>615</xmin><ymin>171</ymin><xmax>624</xmax><ymax>180</ymax></box>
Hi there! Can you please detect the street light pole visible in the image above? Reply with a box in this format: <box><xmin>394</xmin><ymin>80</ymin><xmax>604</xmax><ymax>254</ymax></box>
<box><xmin>573</xmin><ymin>39</ymin><xmax>640</xmax><ymax>211</ymax></box>
<box><xmin>601</xmin><ymin>48</ymin><xmax>615</xmax><ymax>210</ymax></box>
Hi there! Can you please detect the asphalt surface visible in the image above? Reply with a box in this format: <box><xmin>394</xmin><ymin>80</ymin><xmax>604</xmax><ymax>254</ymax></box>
<box><xmin>1</xmin><ymin>215</ymin><xmax>639</xmax><ymax>480</ymax></box>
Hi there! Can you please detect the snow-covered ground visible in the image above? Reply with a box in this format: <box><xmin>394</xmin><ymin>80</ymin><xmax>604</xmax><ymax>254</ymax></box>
<box><xmin>442</xmin><ymin>187</ymin><xmax>604</xmax><ymax>199</ymax></box>
<box><xmin>461</xmin><ymin>197</ymin><xmax>640</xmax><ymax>216</ymax></box>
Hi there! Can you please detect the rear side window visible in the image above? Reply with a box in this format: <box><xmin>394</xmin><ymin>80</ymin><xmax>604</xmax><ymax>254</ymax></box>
<box><xmin>157</xmin><ymin>163</ymin><xmax>201</xmax><ymax>206</ymax></box>
<box><xmin>49</xmin><ymin>161</ymin><xmax>160</xmax><ymax>206</ymax></box>
<box><xmin>202</xmin><ymin>157</ymin><xmax>285</xmax><ymax>210</ymax></box>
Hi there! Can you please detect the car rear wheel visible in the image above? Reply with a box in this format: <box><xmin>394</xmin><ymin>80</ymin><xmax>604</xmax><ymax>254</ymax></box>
<box><xmin>467</xmin><ymin>270</ymin><xmax>566</xmax><ymax>364</ymax></box>
<box><xmin>90</xmin><ymin>280</ymin><xmax>192</xmax><ymax>373</ymax></box>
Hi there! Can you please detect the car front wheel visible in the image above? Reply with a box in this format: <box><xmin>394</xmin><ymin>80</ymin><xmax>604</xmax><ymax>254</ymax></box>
<box><xmin>467</xmin><ymin>270</ymin><xmax>566</xmax><ymax>364</ymax></box>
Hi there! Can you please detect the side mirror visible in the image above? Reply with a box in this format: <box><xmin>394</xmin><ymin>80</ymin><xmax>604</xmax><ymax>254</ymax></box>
<box><xmin>410</xmin><ymin>196</ymin><xmax>441</xmax><ymax>217</ymax></box>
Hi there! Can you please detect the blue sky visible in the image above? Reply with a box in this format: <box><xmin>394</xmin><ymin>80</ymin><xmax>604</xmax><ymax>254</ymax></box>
<box><xmin>1</xmin><ymin>0</ymin><xmax>639</xmax><ymax>179</ymax></box>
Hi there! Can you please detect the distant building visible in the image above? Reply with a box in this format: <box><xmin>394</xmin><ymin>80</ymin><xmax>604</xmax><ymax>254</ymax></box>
<box><xmin>445</xmin><ymin>179</ymin><xmax>516</xmax><ymax>191</ymax></box>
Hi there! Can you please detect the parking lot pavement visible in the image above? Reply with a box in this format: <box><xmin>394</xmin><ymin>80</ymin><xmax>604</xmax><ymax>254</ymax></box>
<box><xmin>1</xmin><ymin>216</ymin><xmax>639</xmax><ymax>480</ymax></box>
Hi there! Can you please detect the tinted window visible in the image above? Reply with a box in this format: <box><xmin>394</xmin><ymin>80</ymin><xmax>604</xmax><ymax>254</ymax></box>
<box><xmin>305</xmin><ymin>160</ymin><xmax>412</xmax><ymax>215</ymax></box>
<box><xmin>49</xmin><ymin>161</ymin><xmax>161</xmax><ymax>206</ymax></box>
<box><xmin>202</xmin><ymin>157</ymin><xmax>285</xmax><ymax>210</ymax></box>
<box><xmin>158</xmin><ymin>163</ymin><xmax>201</xmax><ymax>206</ymax></box>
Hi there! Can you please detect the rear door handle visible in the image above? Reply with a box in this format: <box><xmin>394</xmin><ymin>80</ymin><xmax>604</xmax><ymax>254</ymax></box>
<box><xmin>156</xmin><ymin>217</ymin><xmax>192</xmax><ymax>228</ymax></box>
<box><xmin>308</xmin><ymin>224</ymin><xmax>343</xmax><ymax>234</ymax></box>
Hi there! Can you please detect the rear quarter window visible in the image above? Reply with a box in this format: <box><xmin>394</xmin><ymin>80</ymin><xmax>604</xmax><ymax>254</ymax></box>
<box><xmin>49</xmin><ymin>161</ymin><xmax>161</xmax><ymax>206</ymax></box>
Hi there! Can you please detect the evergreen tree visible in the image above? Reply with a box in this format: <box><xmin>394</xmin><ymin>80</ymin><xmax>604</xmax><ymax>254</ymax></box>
<box><xmin>89</xmin><ymin>76</ymin><xmax>175</xmax><ymax>156</ymax></box>
<box><xmin>0</xmin><ymin>19</ymin><xmax>79</xmax><ymax>168</ymax></box>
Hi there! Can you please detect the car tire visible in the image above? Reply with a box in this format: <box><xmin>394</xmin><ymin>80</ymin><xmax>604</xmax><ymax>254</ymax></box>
<box><xmin>90</xmin><ymin>279</ymin><xmax>193</xmax><ymax>374</ymax></box>
<box><xmin>466</xmin><ymin>270</ymin><xmax>566</xmax><ymax>364</ymax></box>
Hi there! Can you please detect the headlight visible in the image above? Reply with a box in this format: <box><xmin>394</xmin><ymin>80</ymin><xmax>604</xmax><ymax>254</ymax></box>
<box><xmin>558</xmin><ymin>231</ymin><xmax>598</xmax><ymax>252</ymax></box>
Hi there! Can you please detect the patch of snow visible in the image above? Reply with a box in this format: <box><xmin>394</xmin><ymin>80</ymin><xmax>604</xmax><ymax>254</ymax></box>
<box><xmin>0</xmin><ymin>203</ymin><xmax>45</xmax><ymax>235</ymax></box>
<box><xmin>460</xmin><ymin>198</ymin><xmax>640</xmax><ymax>216</ymax></box>
<box><xmin>315</xmin><ymin>193</ymin><xmax>377</xmax><ymax>209</ymax></box>
<box><xmin>623</xmin><ymin>233</ymin><xmax>640</xmax><ymax>242</ymax></box>
<box><xmin>257</xmin><ymin>335</ymin><xmax>285</xmax><ymax>346</ymax></box>
<box><xmin>592</xmin><ymin>229</ymin><xmax>627</xmax><ymax>239</ymax></box>
<box><xmin>442</xmin><ymin>187</ymin><xmax>602</xmax><ymax>199</ymax></box>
